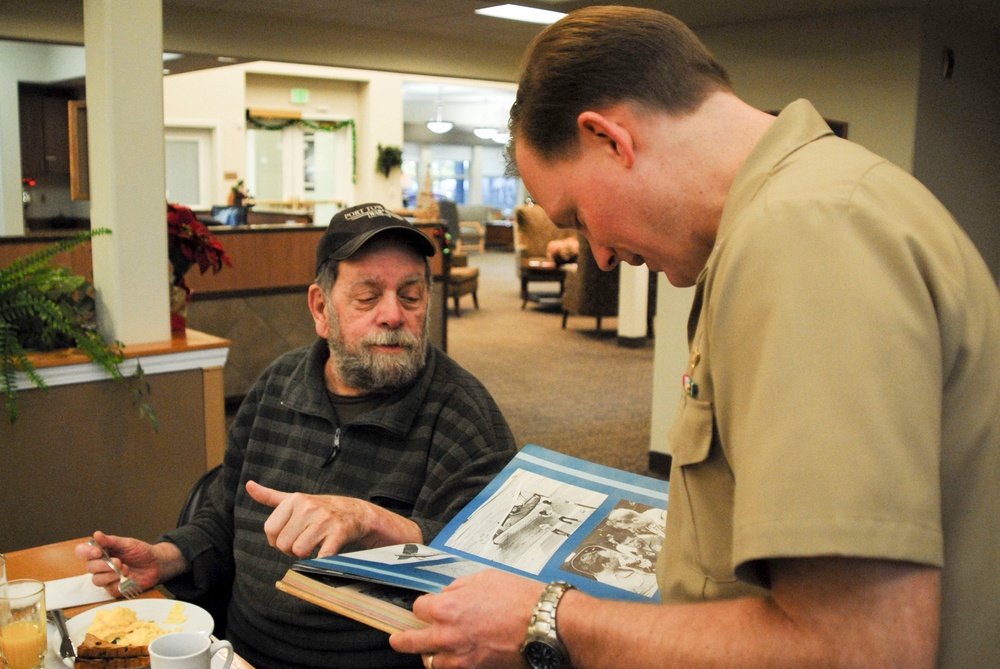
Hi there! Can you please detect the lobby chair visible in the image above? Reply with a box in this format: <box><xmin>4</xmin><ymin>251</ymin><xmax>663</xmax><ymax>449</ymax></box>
<box><xmin>448</xmin><ymin>251</ymin><xmax>479</xmax><ymax>316</ymax></box>
<box><xmin>456</xmin><ymin>204</ymin><xmax>495</xmax><ymax>254</ymax></box>
<box><xmin>561</xmin><ymin>235</ymin><xmax>620</xmax><ymax>332</ymax></box>
<box><xmin>439</xmin><ymin>200</ymin><xmax>480</xmax><ymax>316</ymax></box>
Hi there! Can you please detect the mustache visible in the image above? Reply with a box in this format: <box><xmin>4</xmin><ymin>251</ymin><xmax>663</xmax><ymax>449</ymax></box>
<box><xmin>361</xmin><ymin>329</ymin><xmax>420</xmax><ymax>349</ymax></box>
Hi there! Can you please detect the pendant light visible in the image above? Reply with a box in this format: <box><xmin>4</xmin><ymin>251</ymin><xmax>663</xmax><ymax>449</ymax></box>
<box><xmin>426</xmin><ymin>91</ymin><xmax>454</xmax><ymax>134</ymax></box>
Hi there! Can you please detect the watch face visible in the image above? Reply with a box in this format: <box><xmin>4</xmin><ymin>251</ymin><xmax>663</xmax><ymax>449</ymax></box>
<box><xmin>524</xmin><ymin>640</ymin><xmax>563</xmax><ymax>669</ymax></box>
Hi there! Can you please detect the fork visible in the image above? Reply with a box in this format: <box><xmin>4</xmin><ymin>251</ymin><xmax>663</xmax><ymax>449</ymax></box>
<box><xmin>88</xmin><ymin>539</ymin><xmax>142</xmax><ymax>599</ymax></box>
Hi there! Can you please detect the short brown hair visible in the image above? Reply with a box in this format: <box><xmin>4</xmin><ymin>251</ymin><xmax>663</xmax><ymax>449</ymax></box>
<box><xmin>508</xmin><ymin>6</ymin><xmax>731</xmax><ymax>167</ymax></box>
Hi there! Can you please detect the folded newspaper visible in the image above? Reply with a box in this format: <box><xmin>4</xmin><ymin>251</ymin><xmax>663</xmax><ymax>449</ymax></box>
<box><xmin>276</xmin><ymin>444</ymin><xmax>669</xmax><ymax>633</ymax></box>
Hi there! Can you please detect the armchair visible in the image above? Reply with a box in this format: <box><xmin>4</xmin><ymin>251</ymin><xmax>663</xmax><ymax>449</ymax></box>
<box><xmin>456</xmin><ymin>204</ymin><xmax>496</xmax><ymax>254</ymax></box>
<box><xmin>439</xmin><ymin>200</ymin><xmax>480</xmax><ymax>316</ymax></box>
<box><xmin>561</xmin><ymin>235</ymin><xmax>621</xmax><ymax>332</ymax></box>
<box><xmin>514</xmin><ymin>204</ymin><xmax>577</xmax><ymax>308</ymax></box>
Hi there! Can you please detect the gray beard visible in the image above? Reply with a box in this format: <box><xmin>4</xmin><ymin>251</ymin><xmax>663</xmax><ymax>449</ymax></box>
<box><xmin>326</xmin><ymin>312</ymin><xmax>429</xmax><ymax>393</ymax></box>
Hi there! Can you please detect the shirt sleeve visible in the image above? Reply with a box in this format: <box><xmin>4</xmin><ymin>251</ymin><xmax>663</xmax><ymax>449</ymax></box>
<box><xmin>710</xmin><ymin>164</ymin><xmax>945</xmax><ymax>582</ymax></box>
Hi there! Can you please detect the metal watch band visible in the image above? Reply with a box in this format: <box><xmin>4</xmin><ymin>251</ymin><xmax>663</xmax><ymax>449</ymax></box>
<box><xmin>521</xmin><ymin>581</ymin><xmax>575</xmax><ymax>668</ymax></box>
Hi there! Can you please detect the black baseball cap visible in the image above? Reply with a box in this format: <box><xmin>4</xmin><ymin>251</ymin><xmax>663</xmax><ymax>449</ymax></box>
<box><xmin>315</xmin><ymin>203</ymin><xmax>436</xmax><ymax>273</ymax></box>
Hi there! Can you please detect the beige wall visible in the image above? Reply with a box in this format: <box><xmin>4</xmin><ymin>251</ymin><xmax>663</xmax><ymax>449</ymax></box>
<box><xmin>163</xmin><ymin>66</ymin><xmax>246</xmax><ymax>207</ymax></box>
<box><xmin>912</xmin><ymin>14</ymin><xmax>1000</xmax><ymax>282</ymax></box>
<box><xmin>163</xmin><ymin>62</ymin><xmax>406</xmax><ymax>207</ymax></box>
<box><xmin>1</xmin><ymin>368</ymin><xmax>208</xmax><ymax>552</ymax></box>
<box><xmin>703</xmin><ymin>11</ymin><xmax>922</xmax><ymax>171</ymax></box>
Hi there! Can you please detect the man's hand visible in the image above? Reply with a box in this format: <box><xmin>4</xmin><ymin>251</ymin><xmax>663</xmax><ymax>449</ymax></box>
<box><xmin>391</xmin><ymin>569</ymin><xmax>545</xmax><ymax>669</ymax></box>
<box><xmin>74</xmin><ymin>531</ymin><xmax>187</xmax><ymax>597</ymax></box>
<box><xmin>246</xmin><ymin>480</ymin><xmax>423</xmax><ymax>558</ymax></box>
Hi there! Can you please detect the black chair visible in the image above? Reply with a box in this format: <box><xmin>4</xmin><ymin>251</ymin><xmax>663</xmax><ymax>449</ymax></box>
<box><xmin>177</xmin><ymin>464</ymin><xmax>223</xmax><ymax>526</ymax></box>
<box><xmin>171</xmin><ymin>464</ymin><xmax>231</xmax><ymax>637</ymax></box>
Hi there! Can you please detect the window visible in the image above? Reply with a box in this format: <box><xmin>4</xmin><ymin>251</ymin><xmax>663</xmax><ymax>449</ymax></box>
<box><xmin>479</xmin><ymin>145</ymin><xmax>517</xmax><ymax>215</ymax></box>
<box><xmin>165</xmin><ymin>127</ymin><xmax>214</xmax><ymax>209</ymax></box>
<box><xmin>430</xmin><ymin>159</ymin><xmax>469</xmax><ymax>203</ymax></box>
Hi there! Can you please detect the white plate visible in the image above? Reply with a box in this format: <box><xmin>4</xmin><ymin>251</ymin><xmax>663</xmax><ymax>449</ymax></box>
<box><xmin>65</xmin><ymin>599</ymin><xmax>214</xmax><ymax>647</ymax></box>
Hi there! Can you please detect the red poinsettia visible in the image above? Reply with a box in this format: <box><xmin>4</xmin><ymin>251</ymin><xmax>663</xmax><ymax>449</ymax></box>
<box><xmin>167</xmin><ymin>203</ymin><xmax>232</xmax><ymax>291</ymax></box>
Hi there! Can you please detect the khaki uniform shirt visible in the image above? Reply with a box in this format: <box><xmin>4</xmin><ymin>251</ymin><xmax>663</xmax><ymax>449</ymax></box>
<box><xmin>657</xmin><ymin>99</ymin><xmax>1000</xmax><ymax>668</ymax></box>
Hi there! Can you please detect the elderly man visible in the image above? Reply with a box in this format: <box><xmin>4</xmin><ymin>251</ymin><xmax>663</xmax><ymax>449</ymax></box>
<box><xmin>391</xmin><ymin>7</ymin><xmax>1000</xmax><ymax>669</ymax></box>
<box><xmin>78</xmin><ymin>203</ymin><xmax>517</xmax><ymax>669</ymax></box>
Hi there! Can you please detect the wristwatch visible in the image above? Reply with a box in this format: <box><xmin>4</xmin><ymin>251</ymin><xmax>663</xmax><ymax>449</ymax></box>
<box><xmin>520</xmin><ymin>581</ymin><xmax>575</xmax><ymax>669</ymax></box>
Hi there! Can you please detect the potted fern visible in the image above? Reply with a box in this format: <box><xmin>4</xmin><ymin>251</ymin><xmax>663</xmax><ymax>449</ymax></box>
<box><xmin>1</xmin><ymin>228</ymin><xmax>155</xmax><ymax>427</ymax></box>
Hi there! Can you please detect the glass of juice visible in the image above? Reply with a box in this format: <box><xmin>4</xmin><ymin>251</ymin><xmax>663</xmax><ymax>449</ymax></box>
<box><xmin>0</xmin><ymin>579</ymin><xmax>47</xmax><ymax>669</ymax></box>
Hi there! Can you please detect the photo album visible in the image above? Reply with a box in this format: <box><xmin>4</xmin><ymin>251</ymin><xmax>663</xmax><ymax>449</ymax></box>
<box><xmin>275</xmin><ymin>444</ymin><xmax>670</xmax><ymax>633</ymax></box>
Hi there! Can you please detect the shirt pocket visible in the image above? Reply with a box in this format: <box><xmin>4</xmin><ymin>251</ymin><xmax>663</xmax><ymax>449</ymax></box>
<box><xmin>667</xmin><ymin>395</ymin><xmax>739</xmax><ymax>593</ymax></box>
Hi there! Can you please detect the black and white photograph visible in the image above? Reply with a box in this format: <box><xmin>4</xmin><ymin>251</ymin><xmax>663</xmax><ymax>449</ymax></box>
<box><xmin>443</xmin><ymin>468</ymin><xmax>607</xmax><ymax>573</ymax></box>
<box><xmin>558</xmin><ymin>500</ymin><xmax>666</xmax><ymax>597</ymax></box>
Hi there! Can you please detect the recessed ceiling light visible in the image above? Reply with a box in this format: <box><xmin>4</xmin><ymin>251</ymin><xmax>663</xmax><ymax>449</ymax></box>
<box><xmin>475</xmin><ymin>4</ymin><xmax>566</xmax><ymax>25</ymax></box>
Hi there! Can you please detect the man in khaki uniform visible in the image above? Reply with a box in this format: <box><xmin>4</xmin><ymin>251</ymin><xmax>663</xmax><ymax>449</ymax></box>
<box><xmin>392</xmin><ymin>7</ymin><xmax>1000</xmax><ymax>669</ymax></box>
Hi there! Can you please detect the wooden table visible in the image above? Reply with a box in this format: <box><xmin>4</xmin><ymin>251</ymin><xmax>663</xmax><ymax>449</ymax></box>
<box><xmin>4</xmin><ymin>537</ymin><xmax>165</xmax><ymax>618</ymax></box>
<box><xmin>5</xmin><ymin>538</ymin><xmax>256</xmax><ymax>668</ymax></box>
<box><xmin>520</xmin><ymin>258</ymin><xmax>566</xmax><ymax>309</ymax></box>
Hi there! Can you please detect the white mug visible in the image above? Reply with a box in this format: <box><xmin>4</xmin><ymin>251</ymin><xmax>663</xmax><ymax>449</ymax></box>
<box><xmin>149</xmin><ymin>632</ymin><xmax>233</xmax><ymax>669</ymax></box>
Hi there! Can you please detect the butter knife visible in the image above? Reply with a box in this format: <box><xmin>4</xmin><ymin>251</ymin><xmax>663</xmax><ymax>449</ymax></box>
<box><xmin>51</xmin><ymin>608</ymin><xmax>76</xmax><ymax>660</ymax></box>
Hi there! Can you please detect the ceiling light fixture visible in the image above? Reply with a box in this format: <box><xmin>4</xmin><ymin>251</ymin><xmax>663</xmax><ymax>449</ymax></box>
<box><xmin>492</xmin><ymin>131</ymin><xmax>511</xmax><ymax>145</ymax></box>
<box><xmin>475</xmin><ymin>4</ymin><xmax>566</xmax><ymax>25</ymax></box>
<box><xmin>426</xmin><ymin>101</ymin><xmax>454</xmax><ymax>134</ymax></box>
<box><xmin>473</xmin><ymin>127</ymin><xmax>498</xmax><ymax>139</ymax></box>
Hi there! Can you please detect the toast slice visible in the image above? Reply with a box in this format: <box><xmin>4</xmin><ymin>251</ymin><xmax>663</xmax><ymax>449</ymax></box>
<box><xmin>75</xmin><ymin>633</ymin><xmax>150</xmax><ymax>668</ymax></box>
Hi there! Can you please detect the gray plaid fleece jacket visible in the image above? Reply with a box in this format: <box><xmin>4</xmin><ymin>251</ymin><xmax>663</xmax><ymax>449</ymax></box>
<box><xmin>162</xmin><ymin>339</ymin><xmax>517</xmax><ymax>669</ymax></box>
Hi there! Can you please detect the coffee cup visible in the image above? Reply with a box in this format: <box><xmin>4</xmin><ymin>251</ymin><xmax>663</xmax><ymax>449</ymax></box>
<box><xmin>149</xmin><ymin>632</ymin><xmax>233</xmax><ymax>669</ymax></box>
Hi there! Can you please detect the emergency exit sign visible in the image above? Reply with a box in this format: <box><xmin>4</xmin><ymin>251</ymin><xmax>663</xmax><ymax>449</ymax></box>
<box><xmin>291</xmin><ymin>88</ymin><xmax>309</xmax><ymax>104</ymax></box>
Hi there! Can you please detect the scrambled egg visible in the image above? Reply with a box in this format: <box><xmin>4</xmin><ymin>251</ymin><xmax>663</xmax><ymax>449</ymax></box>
<box><xmin>165</xmin><ymin>602</ymin><xmax>188</xmax><ymax>624</ymax></box>
<box><xmin>87</xmin><ymin>604</ymin><xmax>185</xmax><ymax>645</ymax></box>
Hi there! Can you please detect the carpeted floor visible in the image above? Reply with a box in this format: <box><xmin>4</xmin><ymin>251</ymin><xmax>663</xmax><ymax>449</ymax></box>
<box><xmin>445</xmin><ymin>250</ymin><xmax>657</xmax><ymax>476</ymax></box>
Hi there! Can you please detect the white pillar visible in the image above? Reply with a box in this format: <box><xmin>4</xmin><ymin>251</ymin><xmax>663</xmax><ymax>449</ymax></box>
<box><xmin>649</xmin><ymin>279</ymin><xmax>696</xmax><ymax>469</ymax></box>
<box><xmin>616</xmin><ymin>263</ymin><xmax>650</xmax><ymax>347</ymax></box>
<box><xmin>358</xmin><ymin>73</ymin><xmax>404</xmax><ymax>207</ymax></box>
<box><xmin>469</xmin><ymin>144</ymin><xmax>484</xmax><ymax>204</ymax></box>
<box><xmin>85</xmin><ymin>0</ymin><xmax>169</xmax><ymax>344</ymax></box>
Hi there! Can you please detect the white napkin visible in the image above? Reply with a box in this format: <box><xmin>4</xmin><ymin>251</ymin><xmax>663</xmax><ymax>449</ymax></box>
<box><xmin>45</xmin><ymin>573</ymin><xmax>114</xmax><ymax>610</ymax></box>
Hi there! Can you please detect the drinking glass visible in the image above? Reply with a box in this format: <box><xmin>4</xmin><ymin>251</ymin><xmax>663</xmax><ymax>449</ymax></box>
<box><xmin>0</xmin><ymin>579</ymin><xmax>47</xmax><ymax>669</ymax></box>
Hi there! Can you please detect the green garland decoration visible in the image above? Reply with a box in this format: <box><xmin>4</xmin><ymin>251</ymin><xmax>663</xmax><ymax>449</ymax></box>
<box><xmin>246</xmin><ymin>111</ymin><xmax>357</xmax><ymax>184</ymax></box>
